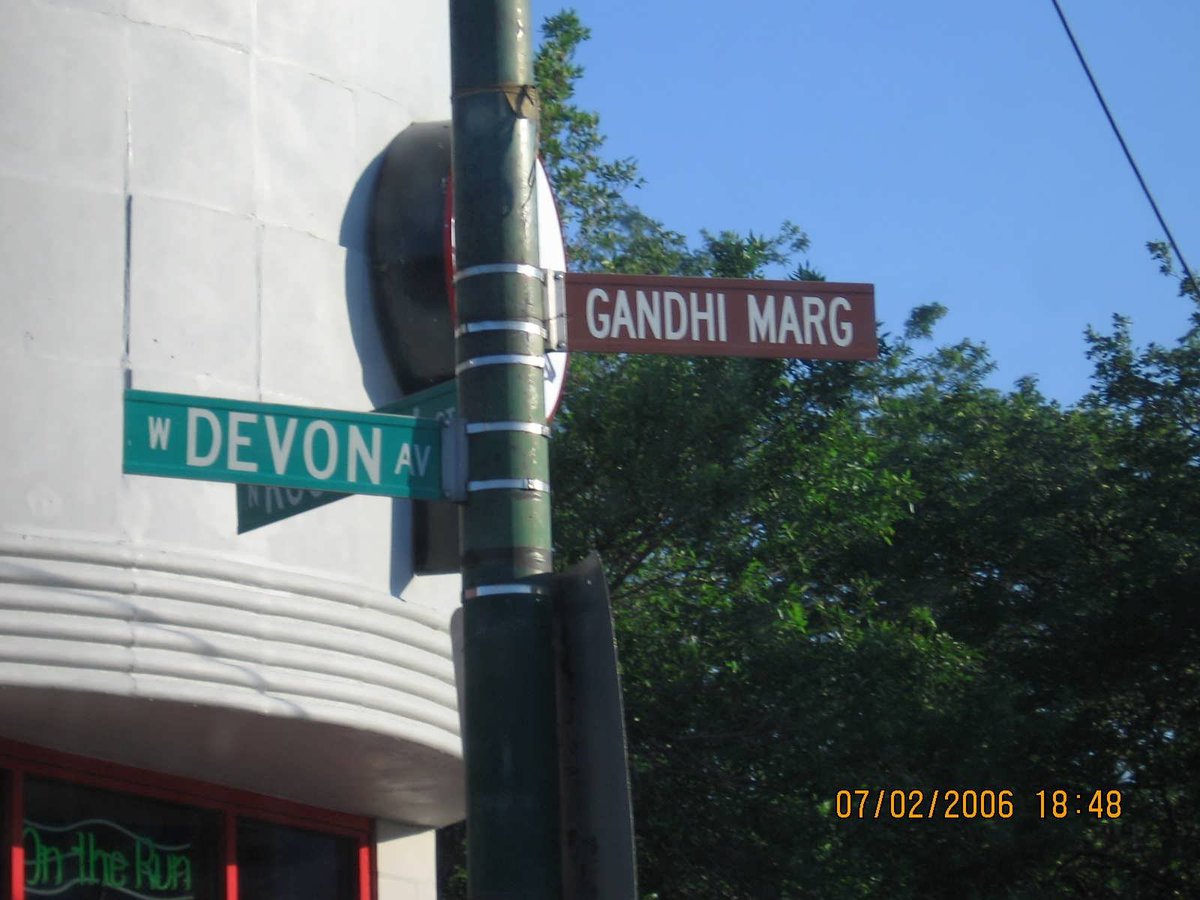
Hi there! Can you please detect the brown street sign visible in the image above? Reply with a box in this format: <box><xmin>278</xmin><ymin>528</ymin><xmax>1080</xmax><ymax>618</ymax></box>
<box><xmin>563</xmin><ymin>273</ymin><xmax>876</xmax><ymax>360</ymax></box>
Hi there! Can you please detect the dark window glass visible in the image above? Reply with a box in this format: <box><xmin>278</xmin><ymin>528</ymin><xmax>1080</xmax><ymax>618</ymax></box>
<box><xmin>23</xmin><ymin>778</ymin><xmax>220</xmax><ymax>900</ymax></box>
<box><xmin>237</xmin><ymin>818</ymin><xmax>356</xmax><ymax>900</ymax></box>
<box><xmin>2</xmin><ymin>769</ymin><xmax>9</xmax><ymax>899</ymax></box>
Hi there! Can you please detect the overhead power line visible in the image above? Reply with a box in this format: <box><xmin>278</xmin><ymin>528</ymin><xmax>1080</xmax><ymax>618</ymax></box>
<box><xmin>1050</xmin><ymin>0</ymin><xmax>1197</xmax><ymax>297</ymax></box>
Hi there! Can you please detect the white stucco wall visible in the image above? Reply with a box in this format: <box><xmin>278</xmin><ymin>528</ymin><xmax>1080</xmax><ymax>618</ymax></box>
<box><xmin>377</xmin><ymin>822</ymin><xmax>440</xmax><ymax>900</ymax></box>
<box><xmin>0</xmin><ymin>0</ymin><xmax>463</xmax><ymax>858</ymax></box>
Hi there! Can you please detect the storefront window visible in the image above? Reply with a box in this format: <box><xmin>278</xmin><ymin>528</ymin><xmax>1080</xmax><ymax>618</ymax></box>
<box><xmin>236</xmin><ymin>819</ymin><xmax>356</xmax><ymax>900</ymax></box>
<box><xmin>0</xmin><ymin>744</ymin><xmax>372</xmax><ymax>900</ymax></box>
<box><xmin>2</xmin><ymin>770</ymin><xmax>9</xmax><ymax>898</ymax></box>
<box><xmin>23</xmin><ymin>778</ymin><xmax>220</xmax><ymax>900</ymax></box>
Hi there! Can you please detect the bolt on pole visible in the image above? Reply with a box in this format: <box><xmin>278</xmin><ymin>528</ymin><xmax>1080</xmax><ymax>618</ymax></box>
<box><xmin>449</xmin><ymin>0</ymin><xmax>562</xmax><ymax>896</ymax></box>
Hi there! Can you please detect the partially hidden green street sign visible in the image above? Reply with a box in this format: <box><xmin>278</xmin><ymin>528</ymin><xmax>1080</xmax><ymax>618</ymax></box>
<box><xmin>234</xmin><ymin>380</ymin><xmax>459</xmax><ymax>532</ymax></box>
<box><xmin>123</xmin><ymin>389</ymin><xmax>444</xmax><ymax>501</ymax></box>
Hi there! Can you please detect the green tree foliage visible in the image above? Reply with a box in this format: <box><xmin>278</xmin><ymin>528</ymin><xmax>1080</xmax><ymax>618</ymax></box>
<box><xmin>561</xmin><ymin>309</ymin><xmax>1199</xmax><ymax>898</ymax></box>
<box><xmin>442</xmin><ymin>11</ymin><xmax>1200</xmax><ymax>897</ymax></box>
<box><xmin>1147</xmin><ymin>240</ymin><xmax>1200</xmax><ymax>314</ymax></box>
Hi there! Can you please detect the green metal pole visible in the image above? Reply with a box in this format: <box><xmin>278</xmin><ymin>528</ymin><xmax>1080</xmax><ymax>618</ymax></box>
<box><xmin>449</xmin><ymin>0</ymin><xmax>561</xmax><ymax>896</ymax></box>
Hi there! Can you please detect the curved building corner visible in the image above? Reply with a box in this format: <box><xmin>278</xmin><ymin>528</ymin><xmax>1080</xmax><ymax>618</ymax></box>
<box><xmin>1</xmin><ymin>1</ymin><xmax>460</xmax><ymax>897</ymax></box>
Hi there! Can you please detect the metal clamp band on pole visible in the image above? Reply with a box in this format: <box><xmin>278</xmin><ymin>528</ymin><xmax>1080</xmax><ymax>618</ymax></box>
<box><xmin>454</xmin><ymin>262</ymin><xmax>546</xmax><ymax>284</ymax></box>
<box><xmin>463</xmin><ymin>582</ymin><xmax>553</xmax><ymax>600</ymax></box>
<box><xmin>467</xmin><ymin>478</ymin><xmax>551</xmax><ymax>494</ymax></box>
<box><xmin>455</xmin><ymin>354</ymin><xmax>546</xmax><ymax>375</ymax></box>
<box><xmin>456</xmin><ymin>320</ymin><xmax>548</xmax><ymax>339</ymax></box>
<box><xmin>467</xmin><ymin>421</ymin><xmax>551</xmax><ymax>437</ymax></box>
<box><xmin>451</xmin><ymin>82</ymin><xmax>540</xmax><ymax>118</ymax></box>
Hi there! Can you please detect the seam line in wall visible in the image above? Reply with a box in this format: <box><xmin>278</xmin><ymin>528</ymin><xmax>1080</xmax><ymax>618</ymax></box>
<box><xmin>121</xmin><ymin>24</ymin><xmax>133</xmax><ymax>390</ymax></box>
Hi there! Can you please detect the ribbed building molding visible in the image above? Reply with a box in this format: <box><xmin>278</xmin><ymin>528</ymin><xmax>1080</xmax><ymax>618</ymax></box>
<box><xmin>0</xmin><ymin>532</ymin><xmax>460</xmax><ymax>756</ymax></box>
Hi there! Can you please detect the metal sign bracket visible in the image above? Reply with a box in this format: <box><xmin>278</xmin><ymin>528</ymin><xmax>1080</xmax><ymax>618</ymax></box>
<box><xmin>441</xmin><ymin>412</ymin><xmax>468</xmax><ymax>502</ymax></box>
<box><xmin>545</xmin><ymin>269</ymin><xmax>567</xmax><ymax>352</ymax></box>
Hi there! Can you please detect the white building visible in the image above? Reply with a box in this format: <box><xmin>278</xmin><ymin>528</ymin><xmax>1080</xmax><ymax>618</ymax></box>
<box><xmin>0</xmin><ymin>2</ymin><xmax>463</xmax><ymax>897</ymax></box>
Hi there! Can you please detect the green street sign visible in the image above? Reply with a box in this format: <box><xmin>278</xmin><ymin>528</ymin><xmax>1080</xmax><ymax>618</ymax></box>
<box><xmin>123</xmin><ymin>389</ymin><xmax>444</xmax><ymax>500</ymax></box>
<box><xmin>377</xmin><ymin>378</ymin><xmax>459</xmax><ymax>419</ymax></box>
<box><xmin>234</xmin><ymin>380</ymin><xmax>459</xmax><ymax>532</ymax></box>
<box><xmin>236</xmin><ymin>483</ymin><xmax>349</xmax><ymax>533</ymax></box>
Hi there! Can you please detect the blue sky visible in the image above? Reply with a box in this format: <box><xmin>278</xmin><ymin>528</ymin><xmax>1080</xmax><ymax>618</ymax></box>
<box><xmin>540</xmin><ymin>0</ymin><xmax>1200</xmax><ymax>402</ymax></box>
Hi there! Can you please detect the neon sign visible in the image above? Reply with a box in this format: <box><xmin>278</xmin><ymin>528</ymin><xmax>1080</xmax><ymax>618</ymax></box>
<box><xmin>24</xmin><ymin>819</ymin><xmax>195</xmax><ymax>900</ymax></box>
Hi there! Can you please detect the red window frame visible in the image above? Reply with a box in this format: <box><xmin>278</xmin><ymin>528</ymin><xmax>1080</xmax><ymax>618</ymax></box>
<box><xmin>0</xmin><ymin>738</ymin><xmax>375</xmax><ymax>900</ymax></box>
